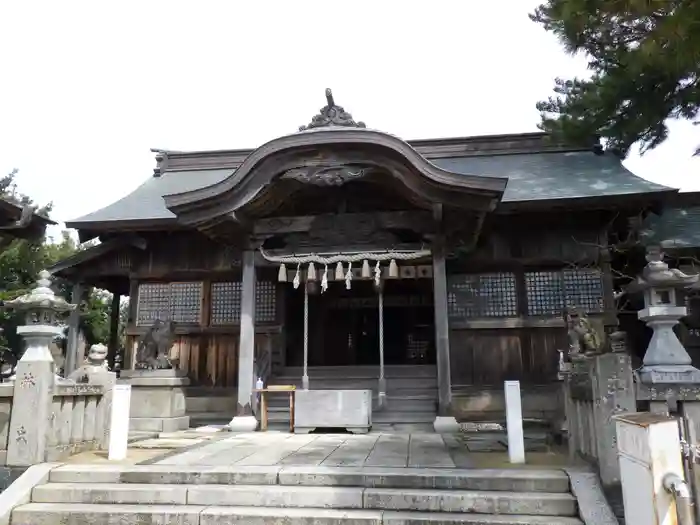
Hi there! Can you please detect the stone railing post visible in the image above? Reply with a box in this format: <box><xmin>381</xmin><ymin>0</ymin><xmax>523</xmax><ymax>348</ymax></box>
<box><xmin>2</xmin><ymin>270</ymin><xmax>76</xmax><ymax>466</ymax></box>
<box><xmin>563</xmin><ymin>351</ymin><xmax>635</xmax><ymax>486</ymax></box>
<box><xmin>67</xmin><ymin>343</ymin><xmax>116</xmax><ymax>449</ymax></box>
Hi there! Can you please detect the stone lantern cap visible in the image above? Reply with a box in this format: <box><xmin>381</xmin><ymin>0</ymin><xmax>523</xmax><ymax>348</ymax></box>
<box><xmin>626</xmin><ymin>247</ymin><xmax>698</xmax><ymax>294</ymax></box>
<box><xmin>1</xmin><ymin>270</ymin><xmax>76</xmax><ymax>314</ymax></box>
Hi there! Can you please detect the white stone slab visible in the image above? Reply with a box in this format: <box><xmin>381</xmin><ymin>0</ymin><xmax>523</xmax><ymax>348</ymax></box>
<box><xmin>294</xmin><ymin>390</ymin><xmax>371</xmax><ymax>433</ymax></box>
<box><xmin>108</xmin><ymin>384</ymin><xmax>131</xmax><ymax>461</ymax></box>
<box><xmin>505</xmin><ymin>380</ymin><xmax>525</xmax><ymax>464</ymax></box>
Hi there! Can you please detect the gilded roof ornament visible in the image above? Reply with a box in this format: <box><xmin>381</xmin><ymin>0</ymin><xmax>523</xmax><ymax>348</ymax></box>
<box><xmin>299</xmin><ymin>89</ymin><xmax>366</xmax><ymax>131</ymax></box>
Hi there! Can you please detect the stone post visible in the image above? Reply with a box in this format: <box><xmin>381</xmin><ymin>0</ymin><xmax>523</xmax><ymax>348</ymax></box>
<box><xmin>3</xmin><ymin>270</ymin><xmax>76</xmax><ymax>466</ymax></box>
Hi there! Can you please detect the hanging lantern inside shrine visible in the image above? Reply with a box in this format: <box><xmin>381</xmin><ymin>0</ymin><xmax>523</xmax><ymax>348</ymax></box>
<box><xmin>335</xmin><ymin>261</ymin><xmax>345</xmax><ymax>280</ymax></box>
<box><xmin>278</xmin><ymin>263</ymin><xmax>287</xmax><ymax>282</ymax></box>
<box><xmin>361</xmin><ymin>260</ymin><xmax>371</xmax><ymax>279</ymax></box>
<box><xmin>389</xmin><ymin>259</ymin><xmax>399</xmax><ymax>278</ymax></box>
<box><xmin>307</xmin><ymin>262</ymin><xmax>317</xmax><ymax>282</ymax></box>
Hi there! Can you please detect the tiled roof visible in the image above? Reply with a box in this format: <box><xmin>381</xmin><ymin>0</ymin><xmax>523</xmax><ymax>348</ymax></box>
<box><xmin>67</xmin><ymin>137</ymin><xmax>674</xmax><ymax>228</ymax></box>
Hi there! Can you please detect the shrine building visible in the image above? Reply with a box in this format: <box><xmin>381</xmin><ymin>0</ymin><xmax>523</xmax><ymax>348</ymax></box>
<box><xmin>50</xmin><ymin>89</ymin><xmax>677</xmax><ymax>430</ymax></box>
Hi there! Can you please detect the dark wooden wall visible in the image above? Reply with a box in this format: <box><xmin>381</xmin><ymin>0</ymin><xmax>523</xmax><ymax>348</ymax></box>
<box><xmin>122</xmin><ymin>231</ymin><xmax>285</xmax><ymax>387</ymax></box>
<box><xmin>447</xmin><ymin>213</ymin><xmax>615</xmax><ymax>388</ymax></box>
<box><xmin>449</xmin><ymin>326</ymin><xmax>566</xmax><ymax>387</ymax></box>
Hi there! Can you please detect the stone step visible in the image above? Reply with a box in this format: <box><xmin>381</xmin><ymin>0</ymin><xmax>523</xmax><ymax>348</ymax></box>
<box><xmin>186</xmin><ymin>396</ymin><xmax>237</xmax><ymax>413</ymax></box>
<box><xmin>281</xmin><ymin>365</ymin><xmax>438</xmax><ymax>379</ymax></box>
<box><xmin>188</xmin><ymin>412</ymin><xmax>232</xmax><ymax>426</ymax></box>
<box><xmin>268</xmin><ymin>378</ymin><xmax>438</xmax><ymax>390</ymax></box>
<box><xmin>48</xmin><ymin>465</ymin><xmax>573</xmax><ymax>493</ymax></box>
<box><xmin>31</xmin><ymin>483</ymin><xmax>577</xmax><ymax>515</ymax></box>
<box><xmin>373</xmin><ymin>411</ymin><xmax>436</xmax><ymax>424</ymax></box>
<box><xmin>12</xmin><ymin>503</ymin><xmax>585</xmax><ymax>524</ymax></box>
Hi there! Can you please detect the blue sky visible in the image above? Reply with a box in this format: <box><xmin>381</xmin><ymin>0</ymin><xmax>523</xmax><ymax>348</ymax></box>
<box><xmin>1</xmin><ymin>1</ymin><xmax>698</xmax><ymax>241</ymax></box>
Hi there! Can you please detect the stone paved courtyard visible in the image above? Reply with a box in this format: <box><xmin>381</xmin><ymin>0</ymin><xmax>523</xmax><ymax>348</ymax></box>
<box><xmin>145</xmin><ymin>430</ymin><xmax>567</xmax><ymax>469</ymax></box>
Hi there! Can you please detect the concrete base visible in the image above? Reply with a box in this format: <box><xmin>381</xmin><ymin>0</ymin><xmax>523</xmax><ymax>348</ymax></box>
<box><xmin>225</xmin><ymin>416</ymin><xmax>258</xmax><ymax>432</ymax></box>
<box><xmin>119</xmin><ymin>369</ymin><xmax>191</xmax><ymax>433</ymax></box>
<box><xmin>433</xmin><ymin>416</ymin><xmax>460</xmax><ymax>434</ymax></box>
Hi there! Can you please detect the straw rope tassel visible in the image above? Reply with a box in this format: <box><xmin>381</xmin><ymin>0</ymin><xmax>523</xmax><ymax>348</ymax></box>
<box><xmin>307</xmin><ymin>262</ymin><xmax>317</xmax><ymax>282</ymax></box>
<box><xmin>321</xmin><ymin>265</ymin><xmax>329</xmax><ymax>293</ymax></box>
<box><xmin>361</xmin><ymin>259</ymin><xmax>371</xmax><ymax>279</ymax></box>
<box><xmin>389</xmin><ymin>259</ymin><xmax>399</xmax><ymax>278</ymax></box>
<box><xmin>293</xmin><ymin>264</ymin><xmax>301</xmax><ymax>289</ymax></box>
<box><xmin>278</xmin><ymin>263</ymin><xmax>287</xmax><ymax>282</ymax></box>
<box><xmin>335</xmin><ymin>262</ymin><xmax>344</xmax><ymax>280</ymax></box>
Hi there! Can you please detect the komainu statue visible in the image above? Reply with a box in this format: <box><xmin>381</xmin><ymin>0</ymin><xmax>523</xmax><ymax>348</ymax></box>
<box><xmin>135</xmin><ymin>319</ymin><xmax>176</xmax><ymax>370</ymax></box>
<box><xmin>565</xmin><ymin>307</ymin><xmax>604</xmax><ymax>357</ymax></box>
<box><xmin>67</xmin><ymin>343</ymin><xmax>109</xmax><ymax>383</ymax></box>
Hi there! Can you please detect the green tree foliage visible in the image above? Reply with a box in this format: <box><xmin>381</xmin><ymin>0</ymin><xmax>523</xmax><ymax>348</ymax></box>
<box><xmin>0</xmin><ymin>170</ymin><xmax>113</xmax><ymax>353</ymax></box>
<box><xmin>531</xmin><ymin>0</ymin><xmax>700</xmax><ymax>157</ymax></box>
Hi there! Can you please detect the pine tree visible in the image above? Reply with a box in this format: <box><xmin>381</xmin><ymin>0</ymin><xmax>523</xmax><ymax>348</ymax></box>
<box><xmin>532</xmin><ymin>0</ymin><xmax>700</xmax><ymax>157</ymax></box>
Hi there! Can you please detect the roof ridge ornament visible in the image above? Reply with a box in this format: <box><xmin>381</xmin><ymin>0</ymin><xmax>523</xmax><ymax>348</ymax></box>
<box><xmin>298</xmin><ymin>88</ymin><xmax>366</xmax><ymax>131</ymax></box>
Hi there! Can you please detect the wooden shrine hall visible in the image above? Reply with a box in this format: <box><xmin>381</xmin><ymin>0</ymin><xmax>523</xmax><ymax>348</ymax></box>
<box><xmin>50</xmin><ymin>89</ymin><xmax>678</xmax><ymax>431</ymax></box>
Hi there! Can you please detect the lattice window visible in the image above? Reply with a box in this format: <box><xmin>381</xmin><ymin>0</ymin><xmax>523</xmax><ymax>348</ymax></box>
<box><xmin>170</xmin><ymin>282</ymin><xmax>203</xmax><ymax>323</ymax></box>
<box><xmin>136</xmin><ymin>282</ymin><xmax>202</xmax><ymax>325</ymax></box>
<box><xmin>525</xmin><ymin>269</ymin><xmax>604</xmax><ymax>316</ymax></box>
<box><xmin>447</xmin><ymin>273</ymin><xmax>518</xmax><ymax>318</ymax></box>
<box><xmin>563</xmin><ymin>269</ymin><xmax>604</xmax><ymax>313</ymax></box>
<box><xmin>256</xmin><ymin>281</ymin><xmax>277</xmax><ymax>323</ymax></box>
<box><xmin>210</xmin><ymin>281</ymin><xmax>277</xmax><ymax>325</ymax></box>
<box><xmin>210</xmin><ymin>282</ymin><xmax>242</xmax><ymax>325</ymax></box>
<box><xmin>525</xmin><ymin>271</ymin><xmax>564</xmax><ymax>316</ymax></box>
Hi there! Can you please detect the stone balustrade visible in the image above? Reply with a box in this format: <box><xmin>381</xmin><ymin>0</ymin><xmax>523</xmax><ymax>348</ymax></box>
<box><xmin>0</xmin><ymin>271</ymin><xmax>117</xmax><ymax>467</ymax></box>
<box><xmin>562</xmin><ymin>352</ymin><xmax>636</xmax><ymax>487</ymax></box>
<box><xmin>0</xmin><ymin>372</ymin><xmax>112</xmax><ymax>465</ymax></box>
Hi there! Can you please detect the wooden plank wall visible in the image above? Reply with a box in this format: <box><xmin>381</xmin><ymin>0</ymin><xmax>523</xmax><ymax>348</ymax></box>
<box><xmin>449</xmin><ymin>327</ymin><xmax>566</xmax><ymax>387</ymax></box>
<box><xmin>126</xmin><ymin>332</ymin><xmax>280</xmax><ymax>387</ymax></box>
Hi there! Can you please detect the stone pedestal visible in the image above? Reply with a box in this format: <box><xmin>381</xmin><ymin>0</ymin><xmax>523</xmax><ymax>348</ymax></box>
<box><xmin>637</xmin><ymin>306</ymin><xmax>700</xmax><ymax>384</ymax></box>
<box><xmin>119</xmin><ymin>369</ymin><xmax>190</xmax><ymax>432</ymax></box>
<box><xmin>295</xmin><ymin>389</ymin><xmax>371</xmax><ymax>434</ymax></box>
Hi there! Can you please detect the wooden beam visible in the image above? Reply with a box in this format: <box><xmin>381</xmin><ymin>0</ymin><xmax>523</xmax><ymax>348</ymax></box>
<box><xmin>253</xmin><ymin>211</ymin><xmax>435</xmax><ymax>237</ymax></box>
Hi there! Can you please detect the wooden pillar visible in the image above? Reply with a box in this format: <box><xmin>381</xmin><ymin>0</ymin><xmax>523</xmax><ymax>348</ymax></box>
<box><xmin>64</xmin><ymin>282</ymin><xmax>84</xmax><ymax>376</ymax></box>
<box><xmin>228</xmin><ymin>250</ymin><xmax>258</xmax><ymax>431</ymax></box>
<box><xmin>107</xmin><ymin>292</ymin><xmax>120</xmax><ymax>370</ymax></box>
<box><xmin>433</xmin><ymin>237</ymin><xmax>452</xmax><ymax>415</ymax></box>
<box><xmin>432</xmin><ymin>204</ymin><xmax>452</xmax><ymax>416</ymax></box>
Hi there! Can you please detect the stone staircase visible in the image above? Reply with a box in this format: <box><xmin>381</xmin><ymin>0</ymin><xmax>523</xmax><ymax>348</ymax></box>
<box><xmin>268</xmin><ymin>365</ymin><xmax>438</xmax><ymax>432</ymax></box>
<box><xmin>11</xmin><ymin>463</ymin><xmax>584</xmax><ymax>524</ymax></box>
<box><xmin>185</xmin><ymin>365</ymin><xmax>439</xmax><ymax>431</ymax></box>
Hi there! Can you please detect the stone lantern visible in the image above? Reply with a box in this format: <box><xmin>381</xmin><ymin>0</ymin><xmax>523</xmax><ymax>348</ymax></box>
<box><xmin>628</xmin><ymin>247</ymin><xmax>700</xmax><ymax>384</ymax></box>
<box><xmin>1</xmin><ymin>270</ymin><xmax>77</xmax><ymax>466</ymax></box>
<box><xmin>1</xmin><ymin>270</ymin><xmax>76</xmax><ymax>380</ymax></box>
